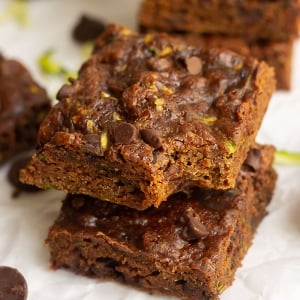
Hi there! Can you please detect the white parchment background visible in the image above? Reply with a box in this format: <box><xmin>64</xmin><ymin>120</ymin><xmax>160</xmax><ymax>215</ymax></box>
<box><xmin>1</xmin><ymin>1</ymin><xmax>300</xmax><ymax>299</ymax></box>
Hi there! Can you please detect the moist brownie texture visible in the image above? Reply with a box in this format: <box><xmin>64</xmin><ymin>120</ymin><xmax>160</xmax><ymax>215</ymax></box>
<box><xmin>20</xmin><ymin>24</ymin><xmax>275</xmax><ymax>210</ymax></box>
<box><xmin>46</xmin><ymin>144</ymin><xmax>277</xmax><ymax>300</ymax></box>
<box><xmin>0</xmin><ymin>54</ymin><xmax>51</xmax><ymax>164</ymax></box>
<box><xmin>139</xmin><ymin>0</ymin><xmax>300</xmax><ymax>42</ymax></box>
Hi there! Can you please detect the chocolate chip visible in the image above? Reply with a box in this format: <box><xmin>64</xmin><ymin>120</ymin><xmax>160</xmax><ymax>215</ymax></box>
<box><xmin>56</xmin><ymin>83</ymin><xmax>74</xmax><ymax>100</ymax></box>
<box><xmin>0</xmin><ymin>266</ymin><xmax>28</xmax><ymax>300</ymax></box>
<box><xmin>183</xmin><ymin>207</ymin><xmax>209</xmax><ymax>240</ymax></box>
<box><xmin>7</xmin><ymin>156</ymin><xmax>42</xmax><ymax>198</ymax></box>
<box><xmin>140</xmin><ymin>129</ymin><xmax>162</xmax><ymax>148</ymax></box>
<box><xmin>244</xmin><ymin>148</ymin><xmax>261</xmax><ymax>172</ymax></box>
<box><xmin>184</xmin><ymin>56</ymin><xmax>202</xmax><ymax>75</ymax></box>
<box><xmin>113</xmin><ymin>122</ymin><xmax>138</xmax><ymax>144</ymax></box>
<box><xmin>72</xmin><ymin>15</ymin><xmax>106</xmax><ymax>43</ymax></box>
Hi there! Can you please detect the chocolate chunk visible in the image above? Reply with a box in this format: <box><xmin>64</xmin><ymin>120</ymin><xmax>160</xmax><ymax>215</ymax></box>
<box><xmin>140</xmin><ymin>129</ymin><xmax>162</xmax><ymax>148</ymax></box>
<box><xmin>56</xmin><ymin>83</ymin><xmax>74</xmax><ymax>100</ymax></box>
<box><xmin>72</xmin><ymin>15</ymin><xmax>106</xmax><ymax>43</ymax></box>
<box><xmin>184</xmin><ymin>56</ymin><xmax>202</xmax><ymax>75</ymax></box>
<box><xmin>244</xmin><ymin>148</ymin><xmax>261</xmax><ymax>172</ymax></box>
<box><xmin>113</xmin><ymin>122</ymin><xmax>138</xmax><ymax>144</ymax></box>
<box><xmin>183</xmin><ymin>207</ymin><xmax>209</xmax><ymax>240</ymax></box>
<box><xmin>7</xmin><ymin>156</ymin><xmax>42</xmax><ymax>198</ymax></box>
<box><xmin>0</xmin><ymin>266</ymin><xmax>28</xmax><ymax>300</ymax></box>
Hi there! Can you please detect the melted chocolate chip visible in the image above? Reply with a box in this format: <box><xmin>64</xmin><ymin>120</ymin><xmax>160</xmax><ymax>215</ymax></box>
<box><xmin>183</xmin><ymin>207</ymin><xmax>209</xmax><ymax>240</ymax></box>
<box><xmin>7</xmin><ymin>156</ymin><xmax>42</xmax><ymax>198</ymax></box>
<box><xmin>72</xmin><ymin>15</ymin><xmax>106</xmax><ymax>43</ymax></box>
<box><xmin>113</xmin><ymin>122</ymin><xmax>138</xmax><ymax>144</ymax></box>
<box><xmin>184</xmin><ymin>56</ymin><xmax>202</xmax><ymax>75</ymax></box>
<box><xmin>140</xmin><ymin>129</ymin><xmax>162</xmax><ymax>148</ymax></box>
<box><xmin>0</xmin><ymin>266</ymin><xmax>28</xmax><ymax>300</ymax></box>
<box><xmin>56</xmin><ymin>83</ymin><xmax>74</xmax><ymax>100</ymax></box>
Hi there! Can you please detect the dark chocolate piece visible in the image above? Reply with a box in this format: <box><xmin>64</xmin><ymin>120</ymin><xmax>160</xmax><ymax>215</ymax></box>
<box><xmin>113</xmin><ymin>122</ymin><xmax>138</xmax><ymax>144</ymax></box>
<box><xmin>140</xmin><ymin>128</ymin><xmax>162</xmax><ymax>148</ymax></box>
<box><xmin>183</xmin><ymin>207</ymin><xmax>209</xmax><ymax>240</ymax></box>
<box><xmin>72</xmin><ymin>15</ymin><xmax>106</xmax><ymax>43</ymax></box>
<box><xmin>0</xmin><ymin>266</ymin><xmax>28</xmax><ymax>300</ymax></box>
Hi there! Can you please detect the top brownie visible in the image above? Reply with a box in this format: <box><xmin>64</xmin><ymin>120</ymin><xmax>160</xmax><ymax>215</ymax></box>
<box><xmin>0</xmin><ymin>54</ymin><xmax>51</xmax><ymax>164</ymax></box>
<box><xmin>139</xmin><ymin>0</ymin><xmax>300</xmax><ymax>41</ymax></box>
<box><xmin>20</xmin><ymin>24</ymin><xmax>275</xmax><ymax>210</ymax></box>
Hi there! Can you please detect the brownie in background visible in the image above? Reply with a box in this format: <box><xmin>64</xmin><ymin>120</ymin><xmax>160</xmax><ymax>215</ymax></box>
<box><xmin>0</xmin><ymin>54</ymin><xmax>51</xmax><ymax>165</ymax></box>
<box><xmin>139</xmin><ymin>0</ymin><xmax>300</xmax><ymax>90</ymax></box>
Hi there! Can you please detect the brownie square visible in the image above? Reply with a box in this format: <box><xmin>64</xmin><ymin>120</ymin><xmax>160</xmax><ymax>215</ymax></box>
<box><xmin>20</xmin><ymin>24</ymin><xmax>275</xmax><ymax>210</ymax></box>
<box><xmin>46</xmin><ymin>144</ymin><xmax>277</xmax><ymax>300</ymax></box>
<box><xmin>139</xmin><ymin>0</ymin><xmax>300</xmax><ymax>42</ymax></box>
<box><xmin>0</xmin><ymin>54</ymin><xmax>51</xmax><ymax>164</ymax></box>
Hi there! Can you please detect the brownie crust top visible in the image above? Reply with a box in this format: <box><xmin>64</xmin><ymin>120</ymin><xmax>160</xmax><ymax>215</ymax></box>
<box><xmin>38</xmin><ymin>24</ymin><xmax>274</xmax><ymax>163</ymax></box>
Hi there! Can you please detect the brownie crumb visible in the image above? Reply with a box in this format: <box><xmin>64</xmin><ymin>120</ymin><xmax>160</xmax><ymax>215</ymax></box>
<box><xmin>0</xmin><ymin>266</ymin><xmax>28</xmax><ymax>300</ymax></box>
<box><xmin>72</xmin><ymin>14</ymin><xmax>106</xmax><ymax>43</ymax></box>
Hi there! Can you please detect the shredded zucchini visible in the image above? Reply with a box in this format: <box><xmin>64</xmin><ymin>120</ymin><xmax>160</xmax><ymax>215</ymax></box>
<box><xmin>38</xmin><ymin>49</ymin><xmax>76</xmax><ymax>79</ymax></box>
<box><xmin>274</xmin><ymin>150</ymin><xmax>300</xmax><ymax>166</ymax></box>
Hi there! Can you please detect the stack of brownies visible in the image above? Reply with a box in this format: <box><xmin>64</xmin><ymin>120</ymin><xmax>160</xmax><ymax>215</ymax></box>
<box><xmin>139</xmin><ymin>0</ymin><xmax>300</xmax><ymax>90</ymax></box>
<box><xmin>21</xmin><ymin>24</ymin><xmax>277</xmax><ymax>300</ymax></box>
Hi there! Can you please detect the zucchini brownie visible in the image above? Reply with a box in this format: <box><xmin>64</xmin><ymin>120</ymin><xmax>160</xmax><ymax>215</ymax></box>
<box><xmin>139</xmin><ymin>0</ymin><xmax>300</xmax><ymax>42</ymax></box>
<box><xmin>20</xmin><ymin>24</ymin><xmax>275</xmax><ymax>210</ymax></box>
<box><xmin>46</xmin><ymin>144</ymin><xmax>277</xmax><ymax>300</ymax></box>
<box><xmin>0</xmin><ymin>54</ymin><xmax>51</xmax><ymax>164</ymax></box>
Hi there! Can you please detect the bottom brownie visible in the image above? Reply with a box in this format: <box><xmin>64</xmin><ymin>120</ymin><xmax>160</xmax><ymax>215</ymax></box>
<box><xmin>46</xmin><ymin>144</ymin><xmax>277</xmax><ymax>300</ymax></box>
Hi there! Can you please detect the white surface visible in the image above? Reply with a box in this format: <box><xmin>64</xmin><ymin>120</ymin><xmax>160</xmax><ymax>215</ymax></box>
<box><xmin>1</xmin><ymin>1</ymin><xmax>300</xmax><ymax>299</ymax></box>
